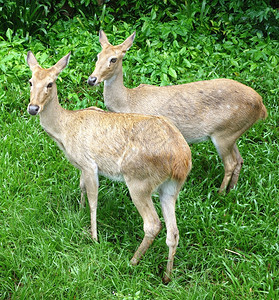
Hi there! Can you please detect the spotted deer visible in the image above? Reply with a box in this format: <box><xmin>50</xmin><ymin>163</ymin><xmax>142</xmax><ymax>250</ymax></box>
<box><xmin>88</xmin><ymin>30</ymin><xmax>267</xmax><ymax>193</ymax></box>
<box><xmin>26</xmin><ymin>51</ymin><xmax>192</xmax><ymax>283</ymax></box>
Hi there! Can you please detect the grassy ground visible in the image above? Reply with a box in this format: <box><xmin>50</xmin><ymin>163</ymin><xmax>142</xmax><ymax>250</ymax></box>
<box><xmin>1</xmin><ymin>12</ymin><xmax>279</xmax><ymax>300</ymax></box>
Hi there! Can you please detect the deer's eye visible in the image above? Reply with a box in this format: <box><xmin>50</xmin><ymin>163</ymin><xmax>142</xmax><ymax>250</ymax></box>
<box><xmin>110</xmin><ymin>58</ymin><xmax>117</xmax><ymax>63</ymax></box>
<box><xmin>29</xmin><ymin>81</ymin><xmax>32</xmax><ymax>87</ymax></box>
<box><xmin>47</xmin><ymin>82</ymin><xmax>53</xmax><ymax>88</ymax></box>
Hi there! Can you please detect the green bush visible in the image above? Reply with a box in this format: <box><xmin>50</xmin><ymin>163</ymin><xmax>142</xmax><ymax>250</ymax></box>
<box><xmin>2</xmin><ymin>1</ymin><xmax>279</xmax><ymax>41</ymax></box>
<box><xmin>0</xmin><ymin>0</ymin><xmax>60</xmax><ymax>38</ymax></box>
<box><xmin>0</xmin><ymin>0</ymin><xmax>110</xmax><ymax>40</ymax></box>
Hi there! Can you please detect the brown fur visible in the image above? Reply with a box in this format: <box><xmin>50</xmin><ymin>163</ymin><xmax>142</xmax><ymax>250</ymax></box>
<box><xmin>27</xmin><ymin>51</ymin><xmax>192</xmax><ymax>283</ymax></box>
<box><xmin>88</xmin><ymin>31</ymin><xmax>268</xmax><ymax>193</ymax></box>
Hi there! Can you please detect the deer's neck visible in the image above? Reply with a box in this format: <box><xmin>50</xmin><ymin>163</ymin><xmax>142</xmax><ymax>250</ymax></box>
<box><xmin>39</xmin><ymin>91</ymin><xmax>67</xmax><ymax>140</ymax></box>
<box><xmin>103</xmin><ymin>65</ymin><xmax>129</xmax><ymax>112</ymax></box>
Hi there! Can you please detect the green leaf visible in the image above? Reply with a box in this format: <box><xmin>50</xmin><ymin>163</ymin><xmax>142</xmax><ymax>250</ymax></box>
<box><xmin>184</xmin><ymin>58</ymin><xmax>191</xmax><ymax>68</ymax></box>
<box><xmin>161</xmin><ymin>73</ymin><xmax>169</xmax><ymax>85</ymax></box>
<box><xmin>6</xmin><ymin>28</ymin><xmax>13</xmax><ymax>42</ymax></box>
<box><xmin>230</xmin><ymin>58</ymin><xmax>239</xmax><ymax>67</ymax></box>
<box><xmin>168</xmin><ymin>67</ymin><xmax>177</xmax><ymax>79</ymax></box>
<box><xmin>254</xmin><ymin>51</ymin><xmax>263</xmax><ymax>61</ymax></box>
<box><xmin>151</xmin><ymin>9</ymin><xmax>156</xmax><ymax>20</ymax></box>
<box><xmin>250</xmin><ymin>63</ymin><xmax>258</xmax><ymax>72</ymax></box>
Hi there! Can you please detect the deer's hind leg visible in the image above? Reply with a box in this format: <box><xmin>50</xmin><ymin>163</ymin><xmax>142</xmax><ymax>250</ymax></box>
<box><xmin>158</xmin><ymin>180</ymin><xmax>181</xmax><ymax>284</ymax></box>
<box><xmin>211</xmin><ymin>135</ymin><xmax>238</xmax><ymax>193</ymax></box>
<box><xmin>125</xmin><ymin>177</ymin><xmax>162</xmax><ymax>266</ymax></box>
<box><xmin>80</xmin><ymin>172</ymin><xmax>87</xmax><ymax>208</ymax></box>
<box><xmin>227</xmin><ymin>143</ymin><xmax>244</xmax><ymax>192</ymax></box>
<box><xmin>82</xmin><ymin>165</ymin><xmax>99</xmax><ymax>241</ymax></box>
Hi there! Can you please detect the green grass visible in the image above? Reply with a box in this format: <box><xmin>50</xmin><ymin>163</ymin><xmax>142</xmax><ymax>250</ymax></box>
<box><xmin>1</xmin><ymin>108</ymin><xmax>278</xmax><ymax>299</ymax></box>
<box><xmin>1</xmin><ymin>5</ymin><xmax>279</xmax><ymax>299</ymax></box>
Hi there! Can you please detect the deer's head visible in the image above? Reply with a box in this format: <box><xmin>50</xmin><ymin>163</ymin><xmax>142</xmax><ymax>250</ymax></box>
<box><xmin>88</xmin><ymin>30</ymin><xmax>135</xmax><ymax>86</ymax></box>
<box><xmin>27</xmin><ymin>51</ymin><xmax>70</xmax><ymax>115</ymax></box>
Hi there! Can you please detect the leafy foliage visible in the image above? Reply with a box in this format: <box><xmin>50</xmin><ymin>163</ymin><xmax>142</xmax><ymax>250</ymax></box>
<box><xmin>0</xmin><ymin>0</ymin><xmax>113</xmax><ymax>40</ymax></box>
<box><xmin>0</xmin><ymin>0</ymin><xmax>61</xmax><ymax>38</ymax></box>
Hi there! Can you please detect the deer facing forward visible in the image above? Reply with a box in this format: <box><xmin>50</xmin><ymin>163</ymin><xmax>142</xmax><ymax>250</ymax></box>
<box><xmin>88</xmin><ymin>30</ymin><xmax>267</xmax><ymax>193</ymax></box>
<box><xmin>26</xmin><ymin>51</ymin><xmax>192</xmax><ymax>283</ymax></box>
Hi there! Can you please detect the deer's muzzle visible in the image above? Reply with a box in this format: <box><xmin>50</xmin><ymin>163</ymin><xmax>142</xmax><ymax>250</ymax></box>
<box><xmin>28</xmin><ymin>105</ymin><xmax>40</xmax><ymax>115</ymax></box>
<box><xmin>88</xmin><ymin>76</ymin><xmax>98</xmax><ymax>86</ymax></box>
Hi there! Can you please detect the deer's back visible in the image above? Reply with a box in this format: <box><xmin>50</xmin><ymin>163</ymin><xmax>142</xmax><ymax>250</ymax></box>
<box><xmin>127</xmin><ymin>78</ymin><xmax>266</xmax><ymax>143</ymax></box>
<box><xmin>62</xmin><ymin>109</ymin><xmax>191</xmax><ymax>184</ymax></box>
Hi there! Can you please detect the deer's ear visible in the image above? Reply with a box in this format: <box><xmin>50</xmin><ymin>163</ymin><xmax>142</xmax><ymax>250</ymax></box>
<box><xmin>27</xmin><ymin>51</ymin><xmax>40</xmax><ymax>71</ymax></box>
<box><xmin>99</xmin><ymin>30</ymin><xmax>111</xmax><ymax>48</ymax></box>
<box><xmin>120</xmin><ymin>31</ymin><xmax>136</xmax><ymax>53</ymax></box>
<box><xmin>53</xmin><ymin>52</ymin><xmax>71</xmax><ymax>75</ymax></box>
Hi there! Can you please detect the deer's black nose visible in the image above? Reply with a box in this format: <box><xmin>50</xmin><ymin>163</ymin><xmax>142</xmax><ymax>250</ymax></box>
<box><xmin>28</xmin><ymin>105</ymin><xmax>40</xmax><ymax>115</ymax></box>
<box><xmin>88</xmin><ymin>76</ymin><xmax>97</xmax><ymax>86</ymax></box>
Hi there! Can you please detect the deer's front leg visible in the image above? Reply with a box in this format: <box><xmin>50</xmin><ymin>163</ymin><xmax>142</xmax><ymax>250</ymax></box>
<box><xmin>82</xmin><ymin>165</ymin><xmax>99</xmax><ymax>241</ymax></box>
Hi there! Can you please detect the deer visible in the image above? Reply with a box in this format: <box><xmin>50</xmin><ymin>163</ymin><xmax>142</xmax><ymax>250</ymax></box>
<box><xmin>88</xmin><ymin>30</ymin><xmax>268</xmax><ymax>194</ymax></box>
<box><xmin>26</xmin><ymin>51</ymin><xmax>192</xmax><ymax>283</ymax></box>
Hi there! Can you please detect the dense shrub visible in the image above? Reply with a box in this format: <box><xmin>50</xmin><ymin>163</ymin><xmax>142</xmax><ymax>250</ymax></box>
<box><xmin>0</xmin><ymin>0</ymin><xmax>60</xmax><ymax>38</ymax></box>
<box><xmin>1</xmin><ymin>0</ymin><xmax>278</xmax><ymax>40</ymax></box>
